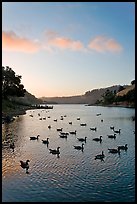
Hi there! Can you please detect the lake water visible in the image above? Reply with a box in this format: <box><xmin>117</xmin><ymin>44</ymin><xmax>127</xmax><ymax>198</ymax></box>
<box><xmin>2</xmin><ymin>105</ymin><xmax>135</xmax><ymax>202</ymax></box>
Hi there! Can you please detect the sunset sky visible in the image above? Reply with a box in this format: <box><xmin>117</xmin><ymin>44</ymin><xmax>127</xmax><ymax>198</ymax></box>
<box><xmin>2</xmin><ymin>2</ymin><xmax>135</xmax><ymax>97</ymax></box>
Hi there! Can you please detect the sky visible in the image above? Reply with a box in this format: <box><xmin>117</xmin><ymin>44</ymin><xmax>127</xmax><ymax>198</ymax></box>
<box><xmin>2</xmin><ymin>2</ymin><xmax>135</xmax><ymax>98</ymax></box>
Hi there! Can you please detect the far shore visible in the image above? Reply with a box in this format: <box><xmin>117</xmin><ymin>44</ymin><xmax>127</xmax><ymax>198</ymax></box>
<box><xmin>87</xmin><ymin>104</ymin><xmax>135</xmax><ymax>109</ymax></box>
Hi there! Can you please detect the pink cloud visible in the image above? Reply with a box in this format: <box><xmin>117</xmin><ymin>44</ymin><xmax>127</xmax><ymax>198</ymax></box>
<box><xmin>2</xmin><ymin>31</ymin><xmax>40</xmax><ymax>53</ymax></box>
<box><xmin>47</xmin><ymin>34</ymin><xmax>84</xmax><ymax>51</ymax></box>
<box><xmin>88</xmin><ymin>36</ymin><xmax>123</xmax><ymax>53</ymax></box>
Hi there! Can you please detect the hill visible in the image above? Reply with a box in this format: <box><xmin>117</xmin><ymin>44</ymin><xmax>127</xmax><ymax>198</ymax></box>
<box><xmin>12</xmin><ymin>91</ymin><xmax>43</xmax><ymax>105</ymax></box>
<box><xmin>39</xmin><ymin>85</ymin><xmax>123</xmax><ymax>104</ymax></box>
<box><xmin>116</xmin><ymin>84</ymin><xmax>135</xmax><ymax>96</ymax></box>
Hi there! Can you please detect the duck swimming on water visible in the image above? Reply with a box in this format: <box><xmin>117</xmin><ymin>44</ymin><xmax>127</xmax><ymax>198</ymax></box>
<box><xmin>10</xmin><ymin>142</ymin><xmax>15</xmax><ymax>151</ymax></box>
<box><xmin>30</xmin><ymin>135</ymin><xmax>40</xmax><ymax>140</ymax></box>
<box><xmin>77</xmin><ymin>137</ymin><xmax>87</xmax><ymax>142</ymax></box>
<box><xmin>42</xmin><ymin>138</ymin><xmax>49</xmax><ymax>144</ymax></box>
<box><xmin>74</xmin><ymin>143</ymin><xmax>84</xmax><ymax>151</ymax></box>
<box><xmin>93</xmin><ymin>136</ymin><xmax>102</xmax><ymax>142</ymax></box>
<box><xmin>49</xmin><ymin>147</ymin><xmax>60</xmax><ymax>154</ymax></box>
<box><xmin>108</xmin><ymin>147</ymin><xmax>120</xmax><ymax>154</ymax></box>
<box><xmin>117</xmin><ymin>144</ymin><xmax>128</xmax><ymax>151</ymax></box>
<box><xmin>20</xmin><ymin>160</ymin><xmax>30</xmax><ymax>173</ymax></box>
<box><xmin>107</xmin><ymin>134</ymin><xmax>116</xmax><ymax>139</ymax></box>
<box><xmin>95</xmin><ymin>151</ymin><xmax>105</xmax><ymax>160</ymax></box>
<box><xmin>114</xmin><ymin>129</ymin><xmax>121</xmax><ymax>134</ymax></box>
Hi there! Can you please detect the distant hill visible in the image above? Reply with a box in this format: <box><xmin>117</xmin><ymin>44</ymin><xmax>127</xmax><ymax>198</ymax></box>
<box><xmin>39</xmin><ymin>85</ymin><xmax>125</xmax><ymax>104</ymax></box>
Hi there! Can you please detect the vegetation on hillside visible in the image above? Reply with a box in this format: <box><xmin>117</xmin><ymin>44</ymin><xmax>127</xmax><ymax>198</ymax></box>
<box><xmin>2</xmin><ymin>66</ymin><xmax>41</xmax><ymax>119</ymax></box>
<box><xmin>2</xmin><ymin>66</ymin><xmax>26</xmax><ymax>99</ymax></box>
<box><xmin>95</xmin><ymin>80</ymin><xmax>135</xmax><ymax>107</ymax></box>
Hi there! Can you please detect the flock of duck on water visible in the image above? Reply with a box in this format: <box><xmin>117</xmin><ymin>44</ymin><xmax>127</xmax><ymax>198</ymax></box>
<box><xmin>16</xmin><ymin>110</ymin><xmax>130</xmax><ymax>174</ymax></box>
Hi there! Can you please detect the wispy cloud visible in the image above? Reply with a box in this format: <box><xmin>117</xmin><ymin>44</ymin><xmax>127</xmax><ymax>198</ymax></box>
<box><xmin>44</xmin><ymin>30</ymin><xmax>84</xmax><ymax>51</ymax></box>
<box><xmin>2</xmin><ymin>30</ymin><xmax>123</xmax><ymax>54</ymax></box>
<box><xmin>2</xmin><ymin>31</ymin><xmax>40</xmax><ymax>53</ymax></box>
<box><xmin>48</xmin><ymin>37</ymin><xmax>84</xmax><ymax>51</ymax></box>
<box><xmin>88</xmin><ymin>36</ymin><xmax>123</xmax><ymax>53</ymax></box>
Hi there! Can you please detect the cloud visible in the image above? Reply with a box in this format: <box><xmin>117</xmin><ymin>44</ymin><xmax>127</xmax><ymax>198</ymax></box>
<box><xmin>48</xmin><ymin>36</ymin><xmax>84</xmax><ymax>51</ymax></box>
<box><xmin>44</xmin><ymin>30</ymin><xmax>84</xmax><ymax>51</ymax></box>
<box><xmin>2</xmin><ymin>30</ymin><xmax>123</xmax><ymax>54</ymax></box>
<box><xmin>2</xmin><ymin>31</ymin><xmax>40</xmax><ymax>53</ymax></box>
<box><xmin>88</xmin><ymin>36</ymin><xmax>123</xmax><ymax>53</ymax></box>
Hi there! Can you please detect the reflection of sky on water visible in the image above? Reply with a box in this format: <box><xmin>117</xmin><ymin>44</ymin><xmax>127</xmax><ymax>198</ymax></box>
<box><xmin>2</xmin><ymin>105</ymin><xmax>135</xmax><ymax>202</ymax></box>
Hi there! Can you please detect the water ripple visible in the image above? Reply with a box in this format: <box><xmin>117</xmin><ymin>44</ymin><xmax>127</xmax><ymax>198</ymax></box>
<box><xmin>2</xmin><ymin>105</ymin><xmax>135</xmax><ymax>202</ymax></box>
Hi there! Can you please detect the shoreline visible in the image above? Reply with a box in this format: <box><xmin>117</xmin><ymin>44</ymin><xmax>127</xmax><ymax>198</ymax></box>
<box><xmin>2</xmin><ymin>101</ymin><xmax>135</xmax><ymax>124</ymax></box>
<box><xmin>88</xmin><ymin>104</ymin><xmax>135</xmax><ymax>109</ymax></box>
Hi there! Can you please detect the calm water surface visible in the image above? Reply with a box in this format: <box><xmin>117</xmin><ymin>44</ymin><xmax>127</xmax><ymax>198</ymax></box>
<box><xmin>2</xmin><ymin>105</ymin><xmax>135</xmax><ymax>202</ymax></box>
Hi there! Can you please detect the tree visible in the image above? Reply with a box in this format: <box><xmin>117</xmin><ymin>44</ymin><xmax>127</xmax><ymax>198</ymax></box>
<box><xmin>118</xmin><ymin>85</ymin><xmax>125</xmax><ymax>92</ymax></box>
<box><xmin>102</xmin><ymin>89</ymin><xmax>116</xmax><ymax>105</ymax></box>
<box><xmin>131</xmin><ymin>80</ymin><xmax>135</xmax><ymax>85</ymax></box>
<box><xmin>125</xmin><ymin>89</ymin><xmax>135</xmax><ymax>103</ymax></box>
<box><xmin>2</xmin><ymin>66</ymin><xmax>26</xmax><ymax>99</ymax></box>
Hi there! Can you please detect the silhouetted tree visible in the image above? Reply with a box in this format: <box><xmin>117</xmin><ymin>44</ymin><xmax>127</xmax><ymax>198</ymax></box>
<box><xmin>131</xmin><ymin>80</ymin><xmax>135</xmax><ymax>85</ymax></box>
<box><xmin>2</xmin><ymin>66</ymin><xmax>26</xmax><ymax>99</ymax></box>
<box><xmin>125</xmin><ymin>89</ymin><xmax>135</xmax><ymax>103</ymax></box>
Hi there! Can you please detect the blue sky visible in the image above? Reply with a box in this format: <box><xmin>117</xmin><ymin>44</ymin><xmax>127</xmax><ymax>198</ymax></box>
<box><xmin>2</xmin><ymin>2</ymin><xmax>135</xmax><ymax>97</ymax></box>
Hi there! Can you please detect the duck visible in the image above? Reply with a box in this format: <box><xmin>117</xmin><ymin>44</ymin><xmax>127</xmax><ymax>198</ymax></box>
<box><xmin>49</xmin><ymin>147</ymin><xmax>60</xmax><ymax>154</ymax></box>
<box><xmin>93</xmin><ymin>136</ymin><xmax>102</xmax><ymax>142</ymax></box>
<box><xmin>20</xmin><ymin>160</ymin><xmax>30</xmax><ymax>173</ymax></box>
<box><xmin>117</xmin><ymin>144</ymin><xmax>128</xmax><ymax>150</ymax></box>
<box><xmin>107</xmin><ymin>134</ymin><xmax>116</xmax><ymax>139</ymax></box>
<box><xmin>110</xmin><ymin>126</ymin><xmax>114</xmax><ymax>130</ymax></box>
<box><xmin>10</xmin><ymin>142</ymin><xmax>15</xmax><ymax>149</ymax></box>
<box><xmin>80</xmin><ymin>123</ymin><xmax>87</xmax><ymax>126</ymax></box>
<box><xmin>59</xmin><ymin>134</ymin><xmax>67</xmax><ymax>138</ymax></box>
<box><xmin>95</xmin><ymin>151</ymin><xmax>105</xmax><ymax>160</ymax></box>
<box><xmin>60</xmin><ymin>132</ymin><xmax>69</xmax><ymax>136</ymax></box>
<box><xmin>90</xmin><ymin>127</ymin><xmax>97</xmax><ymax>131</ymax></box>
<box><xmin>77</xmin><ymin>117</ymin><xmax>80</xmax><ymax>120</ymax></box>
<box><xmin>114</xmin><ymin>129</ymin><xmax>121</xmax><ymax>134</ymax></box>
<box><xmin>96</xmin><ymin>113</ymin><xmax>101</xmax><ymax>116</ymax></box>
<box><xmin>69</xmin><ymin>122</ymin><xmax>72</xmax><ymax>125</ymax></box>
<box><xmin>57</xmin><ymin>128</ymin><xmax>63</xmax><ymax>132</ymax></box>
<box><xmin>77</xmin><ymin>136</ymin><xmax>87</xmax><ymax>142</ymax></box>
<box><xmin>54</xmin><ymin>119</ymin><xmax>57</xmax><ymax>122</ymax></box>
<box><xmin>30</xmin><ymin>135</ymin><xmax>40</xmax><ymax>140</ymax></box>
<box><xmin>42</xmin><ymin>138</ymin><xmax>49</xmax><ymax>144</ymax></box>
<box><xmin>74</xmin><ymin>143</ymin><xmax>84</xmax><ymax>151</ymax></box>
<box><xmin>69</xmin><ymin>130</ymin><xmax>77</xmax><ymax>135</ymax></box>
<box><xmin>108</xmin><ymin>147</ymin><xmax>120</xmax><ymax>154</ymax></box>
